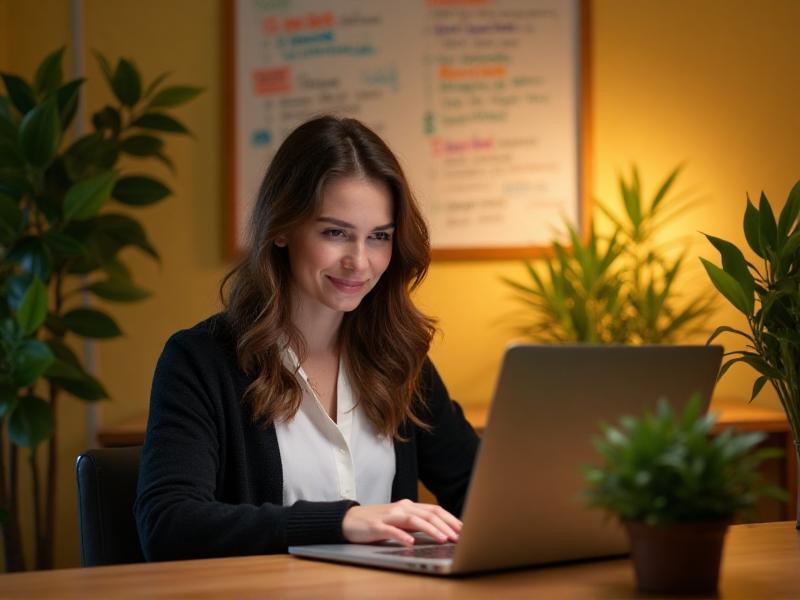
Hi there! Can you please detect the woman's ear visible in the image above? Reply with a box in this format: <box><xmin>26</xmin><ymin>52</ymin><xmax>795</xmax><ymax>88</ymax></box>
<box><xmin>274</xmin><ymin>236</ymin><xmax>287</xmax><ymax>248</ymax></box>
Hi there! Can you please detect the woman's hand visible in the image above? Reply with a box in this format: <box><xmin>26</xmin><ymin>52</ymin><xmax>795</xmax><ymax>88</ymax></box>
<box><xmin>342</xmin><ymin>499</ymin><xmax>462</xmax><ymax>546</ymax></box>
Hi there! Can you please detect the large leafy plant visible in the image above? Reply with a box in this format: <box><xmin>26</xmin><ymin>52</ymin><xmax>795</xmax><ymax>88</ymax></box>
<box><xmin>503</xmin><ymin>166</ymin><xmax>716</xmax><ymax>343</ymax></box>
<box><xmin>0</xmin><ymin>48</ymin><xmax>200</xmax><ymax>570</ymax></box>
<box><xmin>584</xmin><ymin>396</ymin><xmax>785</xmax><ymax>525</ymax></box>
<box><xmin>700</xmin><ymin>180</ymin><xmax>800</xmax><ymax>448</ymax></box>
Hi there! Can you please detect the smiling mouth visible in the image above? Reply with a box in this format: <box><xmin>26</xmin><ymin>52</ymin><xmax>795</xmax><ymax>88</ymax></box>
<box><xmin>327</xmin><ymin>276</ymin><xmax>367</xmax><ymax>293</ymax></box>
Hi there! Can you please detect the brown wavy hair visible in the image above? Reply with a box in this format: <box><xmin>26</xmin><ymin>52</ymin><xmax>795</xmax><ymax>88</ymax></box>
<box><xmin>221</xmin><ymin>116</ymin><xmax>435</xmax><ymax>438</ymax></box>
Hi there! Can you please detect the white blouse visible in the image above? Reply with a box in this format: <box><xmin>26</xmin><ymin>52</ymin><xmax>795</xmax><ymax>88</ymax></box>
<box><xmin>275</xmin><ymin>349</ymin><xmax>396</xmax><ymax>505</ymax></box>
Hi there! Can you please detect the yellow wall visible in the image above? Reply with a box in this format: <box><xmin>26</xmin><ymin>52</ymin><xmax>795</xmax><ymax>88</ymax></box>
<box><xmin>1</xmin><ymin>0</ymin><xmax>798</xmax><ymax>568</ymax></box>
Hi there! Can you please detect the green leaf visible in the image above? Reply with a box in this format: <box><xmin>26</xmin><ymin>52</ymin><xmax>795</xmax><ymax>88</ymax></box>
<box><xmin>778</xmin><ymin>179</ymin><xmax>800</xmax><ymax>240</ymax></box>
<box><xmin>51</xmin><ymin>371</ymin><xmax>109</xmax><ymax>402</ymax></box>
<box><xmin>0</xmin><ymin>172</ymin><xmax>32</xmax><ymax>198</ymax></box>
<box><xmin>120</xmin><ymin>135</ymin><xmax>163</xmax><ymax>157</ymax></box>
<box><xmin>33</xmin><ymin>47</ymin><xmax>65</xmax><ymax>96</ymax></box>
<box><xmin>62</xmin><ymin>308</ymin><xmax>123</xmax><ymax>338</ymax></box>
<box><xmin>16</xmin><ymin>276</ymin><xmax>48</xmax><ymax>335</ymax></box>
<box><xmin>143</xmin><ymin>71</ymin><xmax>171</xmax><ymax>99</ymax></box>
<box><xmin>84</xmin><ymin>278</ymin><xmax>151</xmax><ymax>302</ymax></box>
<box><xmin>18</xmin><ymin>98</ymin><xmax>61</xmax><ymax>167</ymax></box>
<box><xmin>64</xmin><ymin>131</ymin><xmax>118</xmax><ymax>179</ymax></box>
<box><xmin>43</xmin><ymin>357</ymin><xmax>84</xmax><ymax>380</ymax></box>
<box><xmin>758</xmin><ymin>192</ymin><xmax>777</xmax><ymax>252</ymax></box>
<box><xmin>101</xmin><ymin>257</ymin><xmax>132</xmax><ymax>281</ymax></box>
<box><xmin>92</xmin><ymin>50</ymin><xmax>114</xmax><ymax>87</ymax></box>
<box><xmin>736</xmin><ymin>353</ymin><xmax>784</xmax><ymax>379</ymax></box>
<box><xmin>131</xmin><ymin>112</ymin><xmax>190</xmax><ymax>134</ymax></box>
<box><xmin>650</xmin><ymin>163</ymin><xmax>682</xmax><ymax>212</ymax></box>
<box><xmin>111</xmin><ymin>58</ymin><xmax>141</xmax><ymax>107</ymax></box>
<box><xmin>55</xmin><ymin>78</ymin><xmax>84</xmax><ymax>130</ymax></box>
<box><xmin>6</xmin><ymin>236</ymin><xmax>52</xmax><ymax>279</ymax></box>
<box><xmin>750</xmin><ymin>376</ymin><xmax>769</xmax><ymax>402</ymax></box>
<box><xmin>112</xmin><ymin>175</ymin><xmax>171</xmax><ymax>206</ymax></box>
<box><xmin>743</xmin><ymin>198</ymin><xmax>763</xmax><ymax>258</ymax></box>
<box><xmin>45</xmin><ymin>359</ymin><xmax>109</xmax><ymax>401</ymax></box>
<box><xmin>0</xmin><ymin>108</ymin><xmax>19</xmax><ymax>142</ymax></box>
<box><xmin>46</xmin><ymin>338</ymin><xmax>81</xmax><ymax>367</ymax></box>
<box><xmin>153</xmin><ymin>152</ymin><xmax>175</xmax><ymax>173</ymax></box>
<box><xmin>8</xmin><ymin>395</ymin><xmax>54</xmax><ymax>448</ymax></box>
<box><xmin>43</xmin><ymin>231</ymin><xmax>86</xmax><ymax>256</ymax></box>
<box><xmin>0</xmin><ymin>139</ymin><xmax>25</xmax><ymax>168</ymax></box>
<box><xmin>703</xmin><ymin>234</ymin><xmax>755</xmax><ymax>301</ymax></box>
<box><xmin>706</xmin><ymin>325</ymin><xmax>754</xmax><ymax>345</ymax></box>
<box><xmin>700</xmin><ymin>258</ymin><xmax>753</xmax><ymax>315</ymax></box>
<box><xmin>779</xmin><ymin>230</ymin><xmax>800</xmax><ymax>265</ymax></box>
<box><xmin>12</xmin><ymin>339</ymin><xmax>54</xmax><ymax>387</ymax></box>
<box><xmin>88</xmin><ymin>213</ymin><xmax>159</xmax><ymax>260</ymax></box>
<box><xmin>0</xmin><ymin>192</ymin><xmax>22</xmax><ymax>242</ymax></box>
<box><xmin>63</xmin><ymin>170</ymin><xmax>118</xmax><ymax>221</ymax></box>
<box><xmin>148</xmin><ymin>85</ymin><xmax>203</xmax><ymax>108</ymax></box>
<box><xmin>1</xmin><ymin>74</ymin><xmax>36</xmax><ymax>114</ymax></box>
<box><xmin>91</xmin><ymin>106</ymin><xmax>121</xmax><ymax>136</ymax></box>
<box><xmin>6</xmin><ymin>274</ymin><xmax>32</xmax><ymax>311</ymax></box>
<box><xmin>0</xmin><ymin>386</ymin><xmax>18</xmax><ymax>418</ymax></box>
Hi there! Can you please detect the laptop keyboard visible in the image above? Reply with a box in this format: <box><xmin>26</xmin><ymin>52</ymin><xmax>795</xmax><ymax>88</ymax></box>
<box><xmin>380</xmin><ymin>544</ymin><xmax>456</xmax><ymax>559</ymax></box>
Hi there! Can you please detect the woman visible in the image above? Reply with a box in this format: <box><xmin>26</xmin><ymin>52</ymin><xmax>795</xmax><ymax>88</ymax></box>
<box><xmin>135</xmin><ymin>116</ymin><xmax>479</xmax><ymax>561</ymax></box>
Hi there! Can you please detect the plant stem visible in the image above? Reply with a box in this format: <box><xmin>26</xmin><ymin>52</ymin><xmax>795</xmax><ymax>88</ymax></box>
<box><xmin>29</xmin><ymin>447</ymin><xmax>45</xmax><ymax>569</ymax></box>
<box><xmin>42</xmin><ymin>386</ymin><xmax>58</xmax><ymax>570</ymax></box>
<box><xmin>4</xmin><ymin>443</ymin><xmax>26</xmax><ymax>571</ymax></box>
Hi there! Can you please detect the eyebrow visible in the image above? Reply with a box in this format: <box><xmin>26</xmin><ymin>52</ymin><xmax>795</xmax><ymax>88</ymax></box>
<box><xmin>316</xmin><ymin>217</ymin><xmax>395</xmax><ymax>231</ymax></box>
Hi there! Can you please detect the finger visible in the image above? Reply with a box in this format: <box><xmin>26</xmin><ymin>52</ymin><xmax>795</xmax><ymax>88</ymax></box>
<box><xmin>410</xmin><ymin>507</ymin><xmax>458</xmax><ymax>541</ymax></box>
<box><xmin>425</xmin><ymin>513</ymin><xmax>459</xmax><ymax>542</ymax></box>
<box><xmin>413</xmin><ymin>504</ymin><xmax>463</xmax><ymax>534</ymax></box>
<box><xmin>405</xmin><ymin>514</ymin><xmax>448</xmax><ymax>543</ymax></box>
<box><xmin>428</xmin><ymin>505</ymin><xmax>463</xmax><ymax>533</ymax></box>
<box><xmin>376</xmin><ymin>523</ymin><xmax>415</xmax><ymax>546</ymax></box>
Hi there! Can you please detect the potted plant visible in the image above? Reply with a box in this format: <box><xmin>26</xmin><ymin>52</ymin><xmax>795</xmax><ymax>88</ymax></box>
<box><xmin>584</xmin><ymin>396</ymin><xmax>784</xmax><ymax>594</ymax></box>
<box><xmin>0</xmin><ymin>48</ymin><xmax>201</xmax><ymax>570</ymax></box>
<box><xmin>502</xmin><ymin>165</ymin><xmax>717</xmax><ymax>343</ymax></box>
<box><xmin>700</xmin><ymin>180</ymin><xmax>800</xmax><ymax>526</ymax></box>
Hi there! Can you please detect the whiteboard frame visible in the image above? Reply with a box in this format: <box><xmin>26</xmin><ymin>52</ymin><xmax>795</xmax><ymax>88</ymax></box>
<box><xmin>224</xmin><ymin>0</ymin><xmax>591</xmax><ymax>261</ymax></box>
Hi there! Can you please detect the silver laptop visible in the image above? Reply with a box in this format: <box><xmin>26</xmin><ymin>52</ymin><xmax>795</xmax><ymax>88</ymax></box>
<box><xmin>289</xmin><ymin>344</ymin><xmax>723</xmax><ymax>575</ymax></box>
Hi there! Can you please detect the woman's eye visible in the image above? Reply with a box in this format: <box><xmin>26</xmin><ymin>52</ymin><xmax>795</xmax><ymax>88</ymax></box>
<box><xmin>323</xmin><ymin>229</ymin><xmax>347</xmax><ymax>239</ymax></box>
<box><xmin>370</xmin><ymin>231</ymin><xmax>392</xmax><ymax>242</ymax></box>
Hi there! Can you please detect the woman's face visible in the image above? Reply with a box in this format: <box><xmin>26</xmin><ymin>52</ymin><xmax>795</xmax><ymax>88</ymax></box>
<box><xmin>281</xmin><ymin>176</ymin><xmax>394</xmax><ymax>316</ymax></box>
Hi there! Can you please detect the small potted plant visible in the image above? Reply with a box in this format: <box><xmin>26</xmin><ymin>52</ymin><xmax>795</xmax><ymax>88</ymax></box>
<box><xmin>584</xmin><ymin>396</ymin><xmax>785</xmax><ymax>594</ymax></box>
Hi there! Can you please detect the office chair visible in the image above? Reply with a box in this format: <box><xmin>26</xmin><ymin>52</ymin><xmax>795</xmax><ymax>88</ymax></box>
<box><xmin>76</xmin><ymin>446</ymin><xmax>145</xmax><ymax>567</ymax></box>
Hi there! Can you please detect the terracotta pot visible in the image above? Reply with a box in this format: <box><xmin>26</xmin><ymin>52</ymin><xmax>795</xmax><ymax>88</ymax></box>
<box><xmin>624</xmin><ymin>520</ymin><xmax>730</xmax><ymax>595</ymax></box>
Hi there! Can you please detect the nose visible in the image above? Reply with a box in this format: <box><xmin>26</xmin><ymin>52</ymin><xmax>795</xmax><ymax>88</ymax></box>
<box><xmin>343</xmin><ymin>240</ymin><xmax>368</xmax><ymax>272</ymax></box>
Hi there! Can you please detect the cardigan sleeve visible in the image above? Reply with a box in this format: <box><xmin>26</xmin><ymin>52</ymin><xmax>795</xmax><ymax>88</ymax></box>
<box><xmin>415</xmin><ymin>359</ymin><xmax>480</xmax><ymax>516</ymax></box>
<box><xmin>134</xmin><ymin>328</ymin><xmax>357</xmax><ymax>561</ymax></box>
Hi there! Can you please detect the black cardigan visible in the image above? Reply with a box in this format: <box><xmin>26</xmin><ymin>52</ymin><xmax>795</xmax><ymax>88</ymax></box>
<box><xmin>134</xmin><ymin>315</ymin><xmax>479</xmax><ymax>561</ymax></box>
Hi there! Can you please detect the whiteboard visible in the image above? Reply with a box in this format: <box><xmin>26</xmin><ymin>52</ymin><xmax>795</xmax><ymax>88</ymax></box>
<box><xmin>225</xmin><ymin>0</ymin><xmax>586</xmax><ymax>259</ymax></box>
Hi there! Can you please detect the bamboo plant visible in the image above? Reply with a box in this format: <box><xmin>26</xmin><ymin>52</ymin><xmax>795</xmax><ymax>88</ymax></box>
<box><xmin>503</xmin><ymin>166</ymin><xmax>716</xmax><ymax>343</ymax></box>
<box><xmin>700</xmin><ymin>180</ymin><xmax>800</xmax><ymax>454</ymax></box>
<box><xmin>0</xmin><ymin>48</ymin><xmax>201</xmax><ymax>570</ymax></box>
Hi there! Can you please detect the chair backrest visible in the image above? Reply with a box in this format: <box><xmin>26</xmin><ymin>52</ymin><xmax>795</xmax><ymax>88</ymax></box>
<box><xmin>76</xmin><ymin>446</ymin><xmax>144</xmax><ymax>567</ymax></box>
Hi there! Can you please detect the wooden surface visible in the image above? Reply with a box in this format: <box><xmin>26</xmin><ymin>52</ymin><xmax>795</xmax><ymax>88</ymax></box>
<box><xmin>2</xmin><ymin>522</ymin><xmax>798</xmax><ymax>599</ymax></box>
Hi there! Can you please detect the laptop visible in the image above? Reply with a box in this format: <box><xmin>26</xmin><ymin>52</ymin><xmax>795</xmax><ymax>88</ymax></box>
<box><xmin>289</xmin><ymin>344</ymin><xmax>724</xmax><ymax>575</ymax></box>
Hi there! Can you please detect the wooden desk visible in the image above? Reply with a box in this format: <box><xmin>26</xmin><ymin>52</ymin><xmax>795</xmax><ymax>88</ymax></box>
<box><xmin>2</xmin><ymin>522</ymin><xmax>798</xmax><ymax>599</ymax></box>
